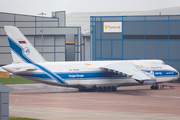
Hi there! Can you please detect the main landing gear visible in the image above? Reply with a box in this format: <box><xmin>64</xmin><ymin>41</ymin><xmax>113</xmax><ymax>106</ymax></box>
<box><xmin>94</xmin><ymin>86</ymin><xmax>117</xmax><ymax>92</ymax></box>
<box><xmin>79</xmin><ymin>86</ymin><xmax>117</xmax><ymax>92</ymax></box>
<box><xmin>151</xmin><ymin>84</ymin><xmax>159</xmax><ymax>90</ymax></box>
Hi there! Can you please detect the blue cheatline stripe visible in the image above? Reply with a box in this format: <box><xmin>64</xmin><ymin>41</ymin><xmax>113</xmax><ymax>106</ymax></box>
<box><xmin>17</xmin><ymin>71</ymin><xmax>127</xmax><ymax>81</ymax></box>
<box><xmin>11</xmin><ymin>48</ymin><xmax>27</xmax><ymax>63</ymax></box>
<box><xmin>8</xmin><ymin>36</ymin><xmax>33</xmax><ymax>63</ymax></box>
<box><xmin>7</xmin><ymin>36</ymin><xmax>68</xmax><ymax>85</ymax></box>
<box><xmin>144</xmin><ymin>70</ymin><xmax>179</xmax><ymax>76</ymax></box>
<box><xmin>16</xmin><ymin>70</ymin><xmax>178</xmax><ymax>82</ymax></box>
<box><xmin>33</xmin><ymin>63</ymin><xmax>67</xmax><ymax>84</ymax></box>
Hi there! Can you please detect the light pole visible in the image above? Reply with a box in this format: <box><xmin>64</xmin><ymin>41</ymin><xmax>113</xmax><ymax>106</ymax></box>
<box><xmin>38</xmin><ymin>12</ymin><xmax>46</xmax><ymax>56</ymax></box>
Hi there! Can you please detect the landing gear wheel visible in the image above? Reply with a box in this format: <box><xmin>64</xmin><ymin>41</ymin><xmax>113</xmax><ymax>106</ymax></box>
<box><xmin>151</xmin><ymin>86</ymin><xmax>154</xmax><ymax>89</ymax></box>
<box><xmin>103</xmin><ymin>87</ymin><xmax>107</xmax><ymax>92</ymax></box>
<box><xmin>108</xmin><ymin>86</ymin><xmax>112</xmax><ymax>92</ymax></box>
<box><xmin>99</xmin><ymin>87</ymin><xmax>102</xmax><ymax>92</ymax></box>
<box><xmin>94</xmin><ymin>87</ymin><xmax>98</xmax><ymax>92</ymax></box>
<box><xmin>79</xmin><ymin>86</ymin><xmax>118</xmax><ymax>92</ymax></box>
<box><xmin>155</xmin><ymin>86</ymin><xmax>159</xmax><ymax>89</ymax></box>
<box><xmin>79</xmin><ymin>88</ymin><xmax>84</xmax><ymax>92</ymax></box>
<box><xmin>112</xmin><ymin>86</ymin><xmax>117</xmax><ymax>92</ymax></box>
<box><xmin>151</xmin><ymin>84</ymin><xmax>159</xmax><ymax>90</ymax></box>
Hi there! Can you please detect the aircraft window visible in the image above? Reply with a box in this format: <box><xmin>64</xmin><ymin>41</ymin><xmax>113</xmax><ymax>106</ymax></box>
<box><xmin>162</xmin><ymin>62</ymin><xmax>166</xmax><ymax>65</ymax></box>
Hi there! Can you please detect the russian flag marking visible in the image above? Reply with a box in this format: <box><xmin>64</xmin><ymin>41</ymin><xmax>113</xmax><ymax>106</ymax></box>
<box><xmin>19</xmin><ymin>41</ymin><xmax>26</xmax><ymax>44</ymax></box>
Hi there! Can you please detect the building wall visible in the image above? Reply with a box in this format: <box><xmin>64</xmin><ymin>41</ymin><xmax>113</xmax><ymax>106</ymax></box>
<box><xmin>0</xmin><ymin>84</ymin><xmax>13</xmax><ymax>120</ymax></box>
<box><xmin>90</xmin><ymin>15</ymin><xmax>180</xmax><ymax>72</ymax></box>
<box><xmin>0</xmin><ymin>12</ymin><xmax>82</xmax><ymax>66</ymax></box>
<box><xmin>0</xmin><ymin>92</ymin><xmax>9</xmax><ymax>120</ymax></box>
<box><xmin>83</xmin><ymin>36</ymin><xmax>90</xmax><ymax>61</ymax></box>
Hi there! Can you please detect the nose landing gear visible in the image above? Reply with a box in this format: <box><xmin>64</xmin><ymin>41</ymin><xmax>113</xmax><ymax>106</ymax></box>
<box><xmin>151</xmin><ymin>84</ymin><xmax>159</xmax><ymax>90</ymax></box>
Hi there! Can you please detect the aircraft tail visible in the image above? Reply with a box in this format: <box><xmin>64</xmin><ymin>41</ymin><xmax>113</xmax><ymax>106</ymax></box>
<box><xmin>4</xmin><ymin>26</ymin><xmax>46</xmax><ymax>63</ymax></box>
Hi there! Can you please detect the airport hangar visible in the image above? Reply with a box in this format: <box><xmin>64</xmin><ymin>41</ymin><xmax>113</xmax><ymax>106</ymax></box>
<box><xmin>0</xmin><ymin>7</ymin><xmax>180</xmax><ymax>72</ymax></box>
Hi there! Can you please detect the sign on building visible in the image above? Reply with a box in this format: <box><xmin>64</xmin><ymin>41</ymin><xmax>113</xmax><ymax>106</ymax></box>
<box><xmin>103</xmin><ymin>22</ymin><xmax>122</xmax><ymax>33</ymax></box>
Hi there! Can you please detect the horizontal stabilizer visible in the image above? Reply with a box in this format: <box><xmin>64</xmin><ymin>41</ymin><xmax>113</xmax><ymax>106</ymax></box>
<box><xmin>15</xmin><ymin>67</ymin><xmax>37</xmax><ymax>73</ymax></box>
<box><xmin>2</xmin><ymin>64</ymin><xmax>37</xmax><ymax>73</ymax></box>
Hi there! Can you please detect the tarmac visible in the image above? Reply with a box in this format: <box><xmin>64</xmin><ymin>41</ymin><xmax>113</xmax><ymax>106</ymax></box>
<box><xmin>8</xmin><ymin>83</ymin><xmax>180</xmax><ymax>120</ymax></box>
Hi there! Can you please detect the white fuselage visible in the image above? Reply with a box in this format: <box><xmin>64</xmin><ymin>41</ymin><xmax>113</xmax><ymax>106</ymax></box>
<box><xmin>3</xmin><ymin>26</ymin><xmax>179</xmax><ymax>90</ymax></box>
<box><xmin>3</xmin><ymin>60</ymin><xmax>179</xmax><ymax>89</ymax></box>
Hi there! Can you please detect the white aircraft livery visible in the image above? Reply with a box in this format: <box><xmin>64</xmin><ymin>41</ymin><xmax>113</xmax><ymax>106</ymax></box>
<box><xmin>2</xmin><ymin>26</ymin><xmax>179</xmax><ymax>92</ymax></box>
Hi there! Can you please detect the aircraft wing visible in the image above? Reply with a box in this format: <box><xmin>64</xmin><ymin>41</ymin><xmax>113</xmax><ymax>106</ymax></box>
<box><xmin>100</xmin><ymin>62</ymin><xmax>152</xmax><ymax>81</ymax></box>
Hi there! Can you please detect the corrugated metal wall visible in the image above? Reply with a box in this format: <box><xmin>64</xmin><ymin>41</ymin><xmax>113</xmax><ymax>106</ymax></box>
<box><xmin>91</xmin><ymin>15</ymin><xmax>180</xmax><ymax>71</ymax></box>
<box><xmin>0</xmin><ymin>12</ymin><xmax>82</xmax><ymax>66</ymax></box>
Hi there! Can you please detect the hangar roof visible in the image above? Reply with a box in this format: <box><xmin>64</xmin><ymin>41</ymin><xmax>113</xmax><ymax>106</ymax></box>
<box><xmin>66</xmin><ymin>6</ymin><xmax>180</xmax><ymax>34</ymax></box>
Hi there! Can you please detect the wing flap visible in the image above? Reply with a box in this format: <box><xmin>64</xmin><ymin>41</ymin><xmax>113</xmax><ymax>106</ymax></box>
<box><xmin>100</xmin><ymin>62</ymin><xmax>151</xmax><ymax>81</ymax></box>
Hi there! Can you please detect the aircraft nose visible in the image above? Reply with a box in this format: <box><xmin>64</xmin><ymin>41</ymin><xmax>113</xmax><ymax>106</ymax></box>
<box><xmin>177</xmin><ymin>70</ymin><xmax>179</xmax><ymax>78</ymax></box>
<box><xmin>173</xmin><ymin>69</ymin><xmax>179</xmax><ymax>80</ymax></box>
<box><xmin>174</xmin><ymin>68</ymin><xmax>179</xmax><ymax>76</ymax></box>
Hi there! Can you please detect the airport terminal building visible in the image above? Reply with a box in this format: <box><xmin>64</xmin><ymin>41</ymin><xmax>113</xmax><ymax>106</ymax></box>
<box><xmin>0</xmin><ymin>7</ymin><xmax>180</xmax><ymax>72</ymax></box>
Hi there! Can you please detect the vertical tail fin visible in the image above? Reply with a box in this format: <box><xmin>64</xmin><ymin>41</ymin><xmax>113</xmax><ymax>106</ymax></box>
<box><xmin>4</xmin><ymin>26</ymin><xmax>46</xmax><ymax>63</ymax></box>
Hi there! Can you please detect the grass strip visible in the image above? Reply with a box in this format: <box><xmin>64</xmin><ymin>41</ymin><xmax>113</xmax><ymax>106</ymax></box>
<box><xmin>0</xmin><ymin>78</ymin><xmax>37</xmax><ymax>84</ymax></box>
<box><xmin>9</xmin><ymin>117</ymin><xmax>38</xmax><ymax>120</ymax></box>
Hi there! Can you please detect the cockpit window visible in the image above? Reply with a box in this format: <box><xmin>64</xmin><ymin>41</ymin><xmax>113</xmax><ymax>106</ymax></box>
<box><xmin>162</xmin><ymin>62</ymin><xmax>166</xmax><ymax>65</ymax></box>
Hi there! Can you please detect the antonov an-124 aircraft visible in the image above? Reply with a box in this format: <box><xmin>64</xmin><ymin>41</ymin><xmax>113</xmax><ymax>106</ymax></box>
<box><xmin>2</xmin><ymin>26</ymin><xmax>179</xmax><ymax>92</ymax></box>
